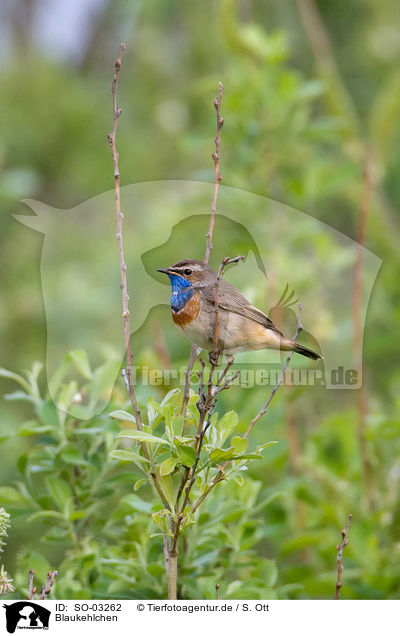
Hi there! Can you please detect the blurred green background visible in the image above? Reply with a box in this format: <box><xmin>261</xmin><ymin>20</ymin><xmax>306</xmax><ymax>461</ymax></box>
<box><xmin>1</xmin><ymin>0</ymin><xmax>400</xmax><ymax>599</ymax></box>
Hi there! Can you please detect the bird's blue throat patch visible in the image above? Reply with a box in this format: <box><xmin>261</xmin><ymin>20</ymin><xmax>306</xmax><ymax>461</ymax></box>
<box><xmin>168</xmin><ymin>274</ymin><xmax>194</xmax><ymax>313</ymax></box>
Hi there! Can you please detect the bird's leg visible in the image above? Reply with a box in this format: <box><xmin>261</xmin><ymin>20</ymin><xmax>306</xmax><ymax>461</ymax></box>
<box><xmin>217</xmin><ymin>354</ymin><xmax>234</xmax><ymax>386</ymax></box>
<box><xmin>196</xmin><ymin>357</ymin><xmax>206</xmax><ymax>414</ymax></box>
<box><xmin>208</xmin><ymin>350</ymin><xmax>220</xmax><ymax>366</ymax></box>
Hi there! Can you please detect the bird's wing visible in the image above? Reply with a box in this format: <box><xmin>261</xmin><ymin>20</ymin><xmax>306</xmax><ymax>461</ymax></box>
<box><xmin>203</xmin><ymin>278</ymin><xmax>284</xmax><ymax>337</ymax></box>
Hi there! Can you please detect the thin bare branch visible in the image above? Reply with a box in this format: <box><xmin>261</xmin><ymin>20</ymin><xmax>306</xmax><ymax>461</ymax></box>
<box><xmin>353</xmin><ymin>152</ymin><xmax>374</xmax><ymax>511</ymax></box>
<box><xmin>27</xmin><ymin>569</ymin><xmax>35</xmax><ymax>600</ymax></box>
<box><xmin>334</xmin><ymin>514</ymin><xmax>352</xmax><ymax>599</ymax></box>
<box><xmin>181</xmin><ymin>82</ymin><xmax>225</xmax><ymax>416</ymax></box>
<box><xmin>107</xmin><ymin>45</ymin><xmax>169</xmax><ymax>511</ymax></box>
<box><xmin>295</xmin><ymin>0</ymin><xmax>359</xmax><ymax>134</ymax></box>
<box><xmin>204</xmin><ymin>81</ymin><xmax>224</xmax><ymax>264</ymax></box>
<box><xmin>107</xmin><ymin>44</ymin><xmax>142</xmax><ymax>429</ymax></box>
<box><xmin>39</xmin><ymin>570</ymin><xmax>58</xmax><ymax>600</ymax></box>
<box><xmin>180</xmin><ymin>345</ymin><xmax>198</xmax><ymax>416</ymax></box>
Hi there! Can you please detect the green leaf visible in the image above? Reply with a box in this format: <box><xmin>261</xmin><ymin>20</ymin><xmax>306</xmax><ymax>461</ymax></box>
<box><xmin>218</xmin><ymin>411</ymin><xmax>239</xmax><ymax>444</ymax></box>
<box><xmin>231</xmin><ymin>436</ymin><xmax>248</xmax><ymax>454</ymax></box>
<box><xmin>69</xmin><ymin>510</ymin><xmax>86</xmax><ymax>521</ymax></box>
<box><xmin>68</xmin><ymin>349</ymin><xmax>92</xmax><ymax>380</ymax></box>
<box><xmin>21</xmin><ymin>551</ymin><xmax>51</xmax><ymax>582</ymax></box>
<box><xmin>175</xmin><ymin>444</ymin><xmax>197</xmax><ymax>467</ymax></box>
<box><xmin>88</xmin><ymin>359</ymin><xmax>121</xmax><ymax>409</ymax></box>
<box><xmin>28</xmin><ymin>510</ymin><xmax>66</xmax><ymax>523</ymax></box>
<box><xmin>0</xmin><ymin>368</ymin><xmax>32</xmax><ymax>394</ymax></box>
<box><xmin>147</xmin><ymin>398</ymin><xmax>162</xmax><ymax>427</ymax></box>
<box><xmin>110</xmin><ymin>450</ymin><xmax>149</xmax><ymax>463</ymax></box>
<box><xmin>173</xmin><ymin>435</ymin><xmax>194</xmax><ymax>444</ymax></box>
<box><xmin>210</xmin><ymin>447</ymin><xmax>236</xmax><ymax>461</ymax></box>
<box><xmin>18</xmin><ymin>421</ymin><xmax>53</xmax><ymax>436</ymax></box>
<box><xmin>232</xmin><ymin>473</ymin><xmax>244</xmax><ymax>486</ymax></box>
<box><xmin>157</xmin><ymin>475</ymin><xmax>175</xmax><ymax>509</ymax></box>
<box><xmin>169</xmin><ymin>415</ymin><xmax>184</xmax><ymax>437</ymax></box>
<box><xmin>116</xmin><ymin>429</ymin><xmax>170</xmax><ymax>445</ymax></box>
<box><xmin>161</xmin><ymin>388</ymin><xmax>181</xmax><ymax>407</ymax></box>
<box><xmin>233</xmin><ymin>453</ymin><xmax>263</xmax><ymax>460</ymax></box>
<box><xmin>159</xmin><ymin>458</ymin><xmax>179</xmax><ymax>476</ymax></box>
<box><xmin>57</xmin><ymin>380</ymin><xmax>78</xmax><ymax>420</ymax></box>
<box><xmin>133</xmin><ymin>479</ymin><xmax>147</xmax><ymax>491</ymax></box>
<box><xmin>47</xmin><ymin>476</ymin><xmax>72</xmax><ymax>510</ymax></box>
<box><xmin>109</xmin><ymin>409</ymin><xmax>136</xmax><ymax>423</ymax></box>
<box><xmin>60</xmin><ymin>445</ymin><xmax>90</xmax><ymax>466</ymax></box>
<box><xmin>0</xmin><ymin>486</ymin><xmax>26</xmax><ymax>504</ymax></box>
<box><xmin>39</xmin><ymin>401</ymin><xmax>59</xmax><ymax>429</ymax></box>
<box><xmin>256</xmin><ymin>441</ymin><xmax>278</xmax><ymax>452</ymax></box>
<box><xmin>4</xmin><ymin>390</ymin><xmax>36</xmax><ymax>403</ymax></box>
<box><xmin>209</xmin><ymin>448</ymin><xmax>262</xmax><ymax>462</ymax></box>
<box><xmin>152</xmin><ymin>509</ymin><xmax>173</xmax><ymax>536</ymax></box>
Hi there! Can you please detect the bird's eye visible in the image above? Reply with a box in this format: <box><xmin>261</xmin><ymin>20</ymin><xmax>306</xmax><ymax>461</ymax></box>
<box><xmin>184</xmin><ymin>268</ymin><xmax>192</xmax><ymax>276</ymax></box>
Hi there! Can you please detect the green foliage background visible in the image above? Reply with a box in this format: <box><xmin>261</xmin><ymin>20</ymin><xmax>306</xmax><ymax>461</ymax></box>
<box><xmin>1</xmin><ymin>0</ymin><xmax>400</xmax><ymax>599</ymax></box>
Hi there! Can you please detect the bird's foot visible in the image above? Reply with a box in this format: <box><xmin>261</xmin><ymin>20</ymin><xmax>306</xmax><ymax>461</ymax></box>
<box><xmin>208</xmin><ymin>350</ymin><xmax>220</xmax><ymax>366</ymax></box>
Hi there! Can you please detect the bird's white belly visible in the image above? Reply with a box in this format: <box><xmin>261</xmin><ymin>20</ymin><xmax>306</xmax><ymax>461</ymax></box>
<box><xmin>178</xmin><ymin>310</ymin><xmax>214</xmax><ymax>350</ymax></box>
<box><xmin>176</xmin><ymin>307</ymin><xmax>282</xmax><ymax>355</ymax></box>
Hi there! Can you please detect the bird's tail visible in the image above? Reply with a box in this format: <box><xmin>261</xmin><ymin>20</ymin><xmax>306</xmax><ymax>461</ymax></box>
<box><xmin>281</xmin><ymin>338</ymin><xmax>323</xmax><ymax>361</ymax></box>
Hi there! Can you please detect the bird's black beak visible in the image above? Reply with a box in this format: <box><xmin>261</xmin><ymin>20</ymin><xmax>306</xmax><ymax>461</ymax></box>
<box><xmin>156</xmin><ymin>268</ymin><xmax>171</xmax><ymax>275</ymax></box>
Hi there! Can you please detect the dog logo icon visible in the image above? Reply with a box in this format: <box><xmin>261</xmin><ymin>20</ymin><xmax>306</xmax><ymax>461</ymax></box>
<box><xmin>3</xmin><ymin>602</ymin><xmax>51</xmax><ymax>633</ymax></box>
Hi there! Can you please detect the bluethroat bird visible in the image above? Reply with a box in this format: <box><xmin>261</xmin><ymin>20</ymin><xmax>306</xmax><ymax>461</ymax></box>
<box><xmin>157</xmin><ymin>260</ymin><xmax>323</xmax><ymax>360</ymax></box>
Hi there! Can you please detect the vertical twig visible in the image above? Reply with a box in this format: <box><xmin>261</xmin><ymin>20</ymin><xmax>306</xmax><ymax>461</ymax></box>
<box><xmin>204</xmin><ymin>81</ymin><xmax>224</xmax><ymax>264</ymax></box>
<box><xmin>107</xmin><ymin>45</ymin><xmax>169</xmax><ymax>511</ymax></box>
<box><xmin>170</xmin><ymin>84</ymin><xmax>225</xmax><ymax>598</ymax></box>
<box><xmin>181</xmin><ymin>82</ymin><xmax>224</xmax><ymax>417</ymax></box>
<box><xmin>27</xmin><ymin>569</ymin><xmax>57</xmax><ymax>600</ymax></box>
<box><xmin>27</xmin><ymin>570</ymin><xmax>35</xmax><ymax>600</ymax></box>
<box><xmin>216</xmin><ymin>583</ymin><xmax>221</xmax><ymax>599</ymax></box>
<box><xmin>39</xmin><ymin>570</ymin><xmax>58</xmax><ymax>600</ymax></box>
<box><xmin>107</xmin><ymin>44</ymin><xmax>143</xmax><ymax>430</ymax></box>
<box><xmin>352</xmin><ymin>152</ymin><xmax>373</xmax><ymax>510</ymax></box>
<box><xmin>294</xmin><ymin>0</ymin><xmax>359</xmax><ymax>134</ymax></box>
<box><xmin>180</xmin><ymin>345</ymin><xmax>198</xmax><ymax>416</ymax></box>
<box><xmin>334</xmin><ymin>514</ymin><xmax>352</xmax><ymax>599</ymax></box>
<box><xmin>172</xmin><ymin>256</ymin><xmax>243</xmax><ymax>555</ymax></box>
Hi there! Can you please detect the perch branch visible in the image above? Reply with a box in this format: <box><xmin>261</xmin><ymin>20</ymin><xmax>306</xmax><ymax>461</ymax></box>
<box><xmin>182</xmin><ymin>303</ymin><xmax>305</xmax><ymax>519</ymax></box>
<box><xmin>334</xmin><ymin>514</ymin><xmax>352</xmax><ymax>599</ymax></box>
<box><xmin>180</xmin><ymin>345</ymin><xmax>198</xmax><ymax>416</ymax></box>
<box><xmin>172</xmin><ymin>256</ymin><xmax>242</xmax><ymax>552</ymax></box>
<box><xmin>190</xmin><ymin>304</ymin><xmax>306</xmax><ymax>515</ymax></box>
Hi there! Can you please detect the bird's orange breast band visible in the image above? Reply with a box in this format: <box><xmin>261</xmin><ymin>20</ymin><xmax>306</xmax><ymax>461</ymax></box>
<box><xmin>172</xmin><ymin>291</ymin><xmax>201</xmax><ymax>327</ymax></box>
